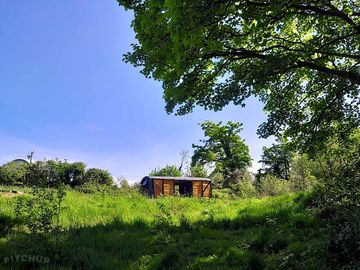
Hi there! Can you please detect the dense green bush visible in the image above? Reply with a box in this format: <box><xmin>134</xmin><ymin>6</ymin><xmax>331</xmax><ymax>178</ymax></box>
<box><xmin>289</xmin><ymin>154</ymin><xmax>317</xmax><ymax>192</ymax></box>
<box><xmin>15</xmin><ymin>185</ymin><xmax>66</xmax><ymax>234</ymax></box>
<box><xmin>257</xmin><ymin>175</ymin><xmax>291</xmax><ymax>197</ymax></box>
<box><xmin>233</xmin><ymin>172</ymin><xmax>257</xmax><ymax>199</ymax></box>
<box><xmin>0</xmin><ymin>162</ymin><xmax>29</xmax><ymax>185</ymax></box>
<box><xmin>74</xmin><ymin>182</ymin><xmax>112</xmax><ymax>194</ymax></box>
<box><xmin>306</xmin><ymin>130</ymin><xmax>360</xmax><ymax>268</ymax></box>
<box><xmin>118</xmin><ymin>177</ymin><xmax>131</xmax><ymax>189</ymax></box>
<box><xmin>210</xmin><ymin>172</ymin><xmax>224</xmax><ymax>188</ymax></box>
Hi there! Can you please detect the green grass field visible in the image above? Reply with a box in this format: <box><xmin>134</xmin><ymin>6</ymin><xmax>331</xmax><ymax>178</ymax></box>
<box><xmin>0</xmin><ymin>188</ymin><xmax>329</xmax><ymax>269</ymax></box>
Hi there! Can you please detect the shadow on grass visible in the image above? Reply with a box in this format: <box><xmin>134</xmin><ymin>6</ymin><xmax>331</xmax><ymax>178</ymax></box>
<box><xmin>0</xmin><ymin>197</ymin><xmax>328</xmax><ymax>270</ymax></box>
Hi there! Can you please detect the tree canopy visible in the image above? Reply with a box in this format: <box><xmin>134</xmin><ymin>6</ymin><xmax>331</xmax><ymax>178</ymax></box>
<box><xmin>119</xmin><ymin>0</ymin><xmax>360</xmax><ymax>147</ymax></box>
<box><xmin>259</xmin><ymin>142</ymin><xmax>292</xmax><ymax>180</ymax></box>
<box><xmin>149</xmin><ymin>164</ymin><xmax>182</xmax><ymax>177</ymax></box>
<box><xmin>191</xmin><ymin>121</ymin><xmax>251</xmax><ymax>182</ymax></box>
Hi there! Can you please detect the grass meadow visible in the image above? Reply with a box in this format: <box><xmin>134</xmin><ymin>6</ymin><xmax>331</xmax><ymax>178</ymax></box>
<box><xmin>0</xmin><ymin>187</ymin><xmax>329</xmax><ymax>269</ymax></box>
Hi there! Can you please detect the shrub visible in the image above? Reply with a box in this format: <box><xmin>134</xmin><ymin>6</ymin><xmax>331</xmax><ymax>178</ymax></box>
<box><xmin>75</xmin><ymin>182</ymin><xmax>119</xmax><ymax>194</ymax></box>
<box><xmin>289</xmin><ymin>154</ymin><xmax>317</xmax><ymax>192</ymax></box>
<box><xmin>15</xmin><ymin>185</ymin><xmax>66</xmax><ymax>235</ymax></box>
<box><xmin>307</xmin><ymin>130</ymin><xmax>360</xmax><ymax>268</ymax></box>
<box><xmin>212</xmin><ymin>188</ymin><xmax>232</xmax><ymax>199</ymax></box>
<box><xmin>257</xmin><ymin>175</ymin><xmax>291</xmax><ymax>197</ymax></box>
<box><xmin>210</xmin><ymin>172</ymin><xmax>224</xmax><ymax>188</ymax></box>
<box><xmin>118</xmin><ymin>177</ymin><xmax>131</xmax><ymax>189</ymax></box>
<box><xmin>232</xmin><ymin>171</ymin><xmax>257</xmax><ymax>198</ymax></box>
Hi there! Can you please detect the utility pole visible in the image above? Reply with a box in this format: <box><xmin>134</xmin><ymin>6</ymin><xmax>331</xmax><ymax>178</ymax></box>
<box><xmin>27</xmin><ymin>151</ymin><xmax>35</xmax><ymax>164</ymax></box>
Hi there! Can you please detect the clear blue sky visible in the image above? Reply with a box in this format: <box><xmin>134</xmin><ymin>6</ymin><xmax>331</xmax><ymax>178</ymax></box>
<box><xmin>0</xmin><ymin>1</ymin><xmax>273</xmax><ymax>183</ymax></box>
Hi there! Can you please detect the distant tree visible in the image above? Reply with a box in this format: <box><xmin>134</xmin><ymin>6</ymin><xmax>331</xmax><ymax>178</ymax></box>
<box><xmin>0</xmin><ymin>161</ymin><xmax>29</xmax><ymax>185</ymax></box>
<box><xmin>189</xmin><ymin>165</ymin><xmax>208</xmax><ymax>178</ymax></box>
<box><xmin>66</xmin><ymin>162</ymin><xmax>87</xmax><ymax>186</ymax></box>
<box><xmin>118</xmin><ymin>177</ymin><xmax>131</xmax><ymax>189</ymax></box>
<box><xmin>84</xmin><ymin>168</ymin><xmax>114</xmax><ymax>186</ymax></box>
<box><xmin>149</xmin><ymin>165</ymin><xmax>182</xmax><ymax>177</ymax></box>
<box><xmin>259</xmin><ymin>143</ymin><xmax>292</xmax><ymax>180</ymax></box>
<box><xmin>178</xmin><ymin>150</ymin><xmax>190</xmax><ymax>172</ymax></box>
<box><xmin>25</xmin><ymin>160</ymin><xmax>87</xmax><ymax>187</ymax></box>
<box><xmin>191</xmin><ymin>121</ymin><xmax>251</xmax><ymax>186</ymax></box>
<box><xmin>26</xmin><ymin>161</ymin><xmax>52</xmax><ymax>187</ymax></box>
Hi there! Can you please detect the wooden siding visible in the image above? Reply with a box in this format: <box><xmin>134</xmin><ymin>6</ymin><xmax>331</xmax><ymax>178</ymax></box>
<box><xmin>192</xmin><ymin>181</ymin><xmax>203</xmax><ymax>197</ymax></box>
<box><xmin>154</xmin><ymin>180</ymin><xmax>162</xmax><ymax>197</ymax></box>
<box><xmin>163</xmin><ymin>180</ymin><xmax>174</xmax><ymax>196</ymax></box>
<box><xmin>202</xmin><ymin>182</ymin><xmax>211</xmax><ymax>197</ymax></box>
<box><xmin>152</xmin><ymin>178</ymin><xmax>211</xmax><ymax>198</ymax></box>
<box><xmin>192</xmin><ymin>181</ymin><xmax>211</xmax><ymax>198</ymax></box>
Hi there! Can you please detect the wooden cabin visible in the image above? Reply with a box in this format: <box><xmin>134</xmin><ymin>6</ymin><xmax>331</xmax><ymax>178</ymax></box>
<box><xmin>140</xmin><ymin>176</ymin><xmax>212</xmax><ymax>198</ymax></box>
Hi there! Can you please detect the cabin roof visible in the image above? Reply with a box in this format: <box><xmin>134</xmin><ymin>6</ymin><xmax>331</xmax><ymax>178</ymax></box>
<box><xmin>143</xmin><ymin>176</ymin><xmax>212</xmax><ymax>182</ymax></box>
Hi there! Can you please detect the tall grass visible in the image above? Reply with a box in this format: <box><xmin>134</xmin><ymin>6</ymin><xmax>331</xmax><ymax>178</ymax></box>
<box><xmin>0</xmin><ymin>188</ymin><xmax>329</xmax><ymax>269</ymax></box>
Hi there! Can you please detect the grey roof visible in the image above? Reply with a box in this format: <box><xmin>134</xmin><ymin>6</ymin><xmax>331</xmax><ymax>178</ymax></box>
<box><xmin>11</xmin><ymin>159</ymin><xmax>29</xmax><ymax>164</ymax></box>
<box><xmin>143</xmin><ymin>176</ymin><xmax>212</xmax><ymax>182</ymax></box>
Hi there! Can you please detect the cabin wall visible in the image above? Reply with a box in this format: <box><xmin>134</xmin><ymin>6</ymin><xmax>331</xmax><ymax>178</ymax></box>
<box><xmin>192</xmin><ymin>181</ymin><xmax>203</xmax><ymax>197</ymax></box>
<box><xmin>191</xmin><ymin>181</ymin><xmax>212</xmax><ymax>198</ymax></box>
<box><xmin>163</xmin><ymin>180</ymin><xmax>174</xmax><ymax>195</ymax></box>
<box><xmin>153</xmin><ymin>179</ymin><xmax>174</xmax><ymax>197</ymax></box>
<box><xmin>153</xmin><ymin>179</ymin><xmax>162</xmax><ymax>197</ymax></box>
<box><xmin>202</xmin><ymin>182</ymin><xmax>212</xmax><ymax>197</ymax></box>
<box><xmin>150</xmin><ymin>178</ymin><xmax>211</xmax><ymax>198</ymax></box>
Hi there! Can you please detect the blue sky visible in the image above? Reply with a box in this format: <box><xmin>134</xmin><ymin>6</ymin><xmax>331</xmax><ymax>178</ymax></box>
<box><xmin>0</xmin><ymin>1</ymin><xmax>273</xmax><ymax>183</ymax></box>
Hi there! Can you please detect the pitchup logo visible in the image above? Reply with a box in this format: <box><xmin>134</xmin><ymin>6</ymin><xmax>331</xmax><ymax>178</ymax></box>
<box><xmin>2</xmin><ymin>255</ymin><xmax>50</xmax><ymax>265</ymax></box>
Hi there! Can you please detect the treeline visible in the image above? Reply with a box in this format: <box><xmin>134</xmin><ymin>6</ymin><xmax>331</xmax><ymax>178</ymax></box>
<box><xmin>0</xmin><ymin>159</ymin><xmax>114</xmax><ymax>188</ymax></box>
<box><xmin>150</xmin><ymin>121</ymin><xmax>318</xmax><ymax>198</ymax></box>
<box><xmin>149</xmin><ymin>150</ymin><xmax>317</xmax><ymax>199</ymax></box>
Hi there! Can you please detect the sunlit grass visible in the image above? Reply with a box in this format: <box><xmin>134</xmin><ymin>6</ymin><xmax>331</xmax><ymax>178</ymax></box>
<box><xmin>0</xmin><ymin>187</ymin><xmax>328</xmax><ymax>269</ymax></box>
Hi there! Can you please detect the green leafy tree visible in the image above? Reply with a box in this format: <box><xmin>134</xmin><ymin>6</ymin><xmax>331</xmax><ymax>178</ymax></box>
<box><xmin>191</xmin><ymin>121</ymin><xmax>251</xmax><ymax>186</ymax></box>
<box><xmin>27</xmin><ymin>160</ymin><xmax>87</xmax><ymax>187</ymax></box>
<box><xmin>119</xmin><ymin>0</ymin><xmax>360</xmax><ymax>147</ymax></box>
<box><xmin>84</xmin><ymin>168</ymin><xmax>114</xmax><ymax>186</ymax></box>
<box><xmin>259</xmin><ymin>143</ymin><xmax>292</xmax><ymax>180</ymax></box>
<box><xmin>0</xmin><ymin>161</ymin><xmax>29</xmax><ymax>185</ymax></box>
<box><xmin>149</xmin><ymin>165</ymin><xmax>182</xmax><ymax>177</ymax></box>
<box><xmin>189</xmin><ymin>165</ymin><xmax>208</xmax><ymax>178</ymax></box>
<box><xmin>26</xmin><ymin>161</ymin><xmax>52</xmax><ymax>187</ymax></box>
<box><xmin>61</xmin><ymin>162</ymin><xmax>87</xmax><ymax>187</ymax></box>
<box><xmin>119</xmin><ymin>1</ymin><xmax>360</xmax><ymax>265</ymax></box>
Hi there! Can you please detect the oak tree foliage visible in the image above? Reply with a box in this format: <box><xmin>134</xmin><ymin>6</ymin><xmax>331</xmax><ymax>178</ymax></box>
<box><xmin>191</xmin><ymin>121</ymin><xmax>251</xmax><ymax>184</ymax></box>
<box><xmin>259</xmin><ymin>142</ymin><xmax>292</xmax><ymax>180</ymax></box>
<box><xmin>119</xmin><ymin>0</ymin><xmax>360</xmax><ymax>147</ymax></box>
